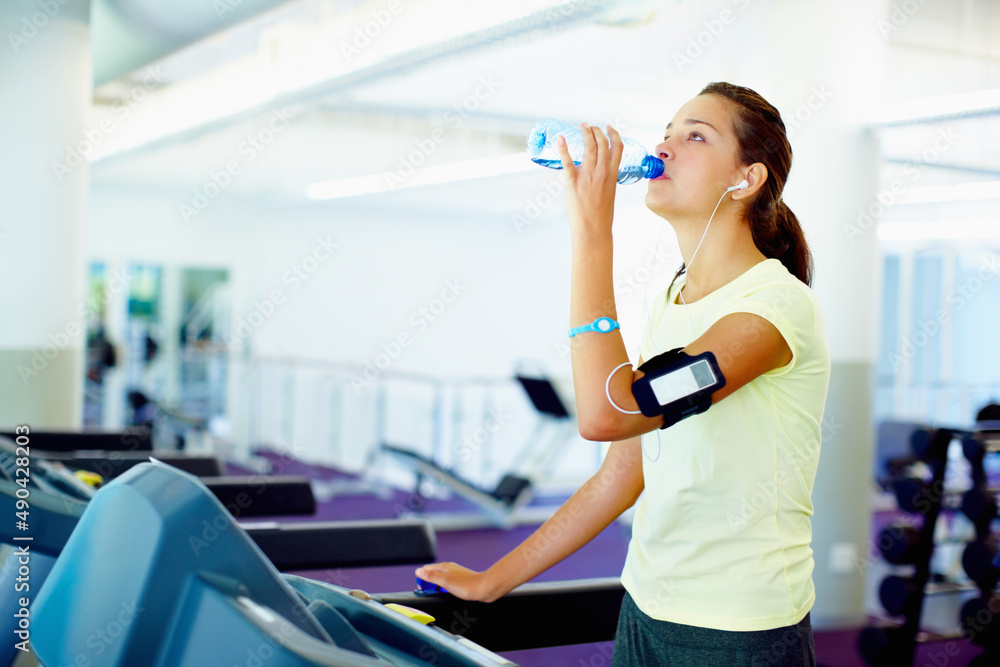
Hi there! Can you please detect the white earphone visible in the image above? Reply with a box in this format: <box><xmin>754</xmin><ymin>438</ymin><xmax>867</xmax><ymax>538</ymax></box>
<box><xmin>726</xmin><ymin>178</ymin><xmax>749</xmax><ymax>192</ymax></box>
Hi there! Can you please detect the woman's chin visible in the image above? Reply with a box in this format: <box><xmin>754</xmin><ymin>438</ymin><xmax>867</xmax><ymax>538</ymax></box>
<box><xmin>644</xmin><ymin>191</ymin><xmax>675</xmax><ymax>219</ymax></box>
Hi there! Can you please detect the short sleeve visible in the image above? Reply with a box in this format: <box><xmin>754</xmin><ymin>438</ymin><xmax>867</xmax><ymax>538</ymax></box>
<box><xmin>714</xmin><ymin>283</ymin><xmax>814</xmax><ymax>378</ymax></box>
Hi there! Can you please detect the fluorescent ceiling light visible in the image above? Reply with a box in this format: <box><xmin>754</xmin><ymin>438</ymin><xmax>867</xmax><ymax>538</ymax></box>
<box><xmin>897</xmin><ymin>181</ymin><xmax>1000</xmax><ymax>205</ymax></box>
<box><xmin>307</xmin><ymin>152</ymin><xmax>537</xmax><ymax>200</ymax></box>
<box><xmin>90</xmin><ymin>0</ymin><xmax>604</xmax><ymax>161</ymax></box>
<box><xmin>877</xmin><ymin>88</ymin><xmax>1000</xmax><ymax>126</ymax></box>
<box><xmin>878</xmin><ymin>220</ymin><xmax>1000</xmax><ymax>241</ymax></box>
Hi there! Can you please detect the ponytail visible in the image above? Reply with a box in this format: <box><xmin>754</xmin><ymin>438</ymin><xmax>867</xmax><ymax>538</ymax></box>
<box><xmin>750</xmin><ymin>200</ymin><xmax>813</xmax><ymax>287</ymax></box>
<box><xmin>700</xmin><ymin>82</ymin><xmax>814</xmax><ymax>287</ymax></box>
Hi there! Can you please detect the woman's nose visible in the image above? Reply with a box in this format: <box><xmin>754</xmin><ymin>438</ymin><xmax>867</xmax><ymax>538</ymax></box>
<box><xmin>654</xmin><ymin>141</ymin><xmax>672</xmax><ymax>160</ymax></box>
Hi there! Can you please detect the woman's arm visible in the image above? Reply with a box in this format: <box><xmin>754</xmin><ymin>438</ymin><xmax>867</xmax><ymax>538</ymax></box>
<box><xmin>557</xmin><ymin>125</ymin><xmax>792</xmax><ymax>442</ymax></box>
<box><xmin>558</xmin><ymin>125</ymin><xmax>666</xmax><ymax>441</ymax></box>
<box><xmin>415</xmin><ymin>436</ymin><xmax>644</xmax><ymax>602</ymax></box>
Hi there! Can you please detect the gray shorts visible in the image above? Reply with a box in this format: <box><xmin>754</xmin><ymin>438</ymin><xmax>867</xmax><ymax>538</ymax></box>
<box><xmin>612</xmin><ymin>592</ymin><xmax>816</xmax><ymax>667</ymax></box>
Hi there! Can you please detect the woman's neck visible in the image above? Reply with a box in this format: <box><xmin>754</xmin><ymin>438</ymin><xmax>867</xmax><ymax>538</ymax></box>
<box><xmin>673</xmin><ymin>212</ymin><xmax>767</xmax><ymax>303</ymax></box>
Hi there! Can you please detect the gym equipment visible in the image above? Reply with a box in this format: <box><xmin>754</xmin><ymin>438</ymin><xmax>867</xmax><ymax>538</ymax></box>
<box><xmin>910</xmin><ymin>426</ymin><xmax>947</xmax><ymax>461</ymax></box>
<box><xmin>962</xmin><ymin>435</ymin><xmax>988</xmax><ymax>487</ymax></box>
<box><xmin>877</xmin><ymin>523</ymin><xmax>924</xmax><ymax>565</ymax></box>
<box><xmin>38</xmin><ymin>447</ymin><xmax>223</xmax><ymax>479</ymax></box>
<box><xmin>31</xmin><ymin>461</ymin><xmax>620</xmax><ymax>666</ymax></box>
<box><xmin>200</xmin><ymin>474</ymin><xmax>317</xmax><ymax>517</ymax></box>
<box><xmin>243</xmin><ymin>520</ymin><xmax>435</xmax><ymax>570</ymax></box>
<box><xmin>892</xmin><ymin>477</ymin><xmax>934</xmax><ymax>515</ymax></box>
<box><xmin>384</xmin><ymin>374</ymin><xmax>578</xmax><ymax>529</ymax></box>
<box><xmin>380</xmin><ymin>578</ymin><xmax>624</xmax><ymax>652</ymax></box>
<box><xmin>1</xmin><ymin>428</ymin><xmax>152</xmax><ymax>452</ymax></box>
<box><xmin>874</xmin><ymin>421</ymin><xmax>924</xmax><ymax>489</ymax></box>
<box><xmin>0</xmin><ymin>437</ymin><xmax>435</xmax><ymax>571</ymax></box>
<box><xmin>384</xmin><ymin>445</ymin><xmax>532</xmax><ymax>527</ymax></box>
<box><xmin>861</xmin><ymin>427</ymin><xmax>960</xmax><ymax>666</ymax></box>
<box><xmin>960</xmin><ymin>595</ymin><xmax>1000</xmax><ymax>648</ymax></box>
<box><xmin>961</xmin><ymin>487</ymin><xmax>998</xmax><ymax>538</ymax></box>
<box><xmin>878</xmin><ymin>575</ymin><xmax>921</xmax><ymax>618</ymax></box>
<box><xmin>7</xmin><ymin>431</ymin><xmax>320</xmax><ymax>517</ymax></box>
<box><xmin>961</xmin><ymin>539</ymin><xmax>1000</xmax><ymax>593</ymax></box>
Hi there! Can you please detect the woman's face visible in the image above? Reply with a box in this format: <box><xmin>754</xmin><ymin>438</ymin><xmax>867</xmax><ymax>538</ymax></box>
<box><xmin>644</xmin><ymin>93</ymin><xmax>744</xmax><ymax>220</ymax></box>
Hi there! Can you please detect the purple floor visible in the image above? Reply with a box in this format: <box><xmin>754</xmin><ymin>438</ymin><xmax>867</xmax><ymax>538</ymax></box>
<box><xmin>237</xmin><ymin>452</ymin><xmax>994</xmax><ymax>666</ymax></box>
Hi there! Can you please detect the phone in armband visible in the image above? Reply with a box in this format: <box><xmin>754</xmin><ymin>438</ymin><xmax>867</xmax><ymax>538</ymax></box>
<box><xmin>631</xmin><ymin>348</ymin><xmax>726</xmax><ymax>429</ymax></box>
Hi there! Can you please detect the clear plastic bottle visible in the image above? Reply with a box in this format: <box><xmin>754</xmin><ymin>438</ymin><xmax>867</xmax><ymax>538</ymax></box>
<box><xmin>526</xmin><ymin>118</ymin><xmax>664</xmax><ymax>184</ymax></box>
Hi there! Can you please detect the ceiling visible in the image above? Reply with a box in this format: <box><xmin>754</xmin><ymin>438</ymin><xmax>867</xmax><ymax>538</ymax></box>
<box><xmin>87</xmin><ymin>0</ymin><xmax>1000</xmax><ymax>211</ymax></box>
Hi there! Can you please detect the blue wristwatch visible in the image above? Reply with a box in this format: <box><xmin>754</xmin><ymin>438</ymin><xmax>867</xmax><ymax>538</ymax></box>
<box><xmin>568</xmin><ymin>317</ymin><xmax>620</xmax><ymax>338</ymax></box>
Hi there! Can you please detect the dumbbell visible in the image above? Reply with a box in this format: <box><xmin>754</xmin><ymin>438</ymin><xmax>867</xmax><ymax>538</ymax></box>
<box><xmin>911</xmin><ymin>427</ymin><xmax>947</xmax><ymax>461</ymax></box>
<box><xmin>878</xmin><ymin>523</ymin><xmax>924</xmax><ymax>566</ymax></box>
<box><xmin>964</xmin><ymin>436</ymin><xmax>988</xmax><ymax>487</ymax></box>
<box><xmin>962</xmin><ymin>539</ymin><xmax>1000</xmax><ymax>593</ymax></box>
<box><xmin>858</xmin><ymin>625</ymin><xmax>909</xmax><ymax>666</ymax></box>
<box><xmin>960</xmin><ymin>595</ymin><xmax>1000</xmax><ymax>648</ymax></box>
<box><xmin>879</xmin><ymin>575</ymin><xmax>921</xmax><ymax>617</ymax></box>
<box><xmin>961</xmin><ymin>487</ymin><xmax>998</xmax><ymax>538</ymax></box>
<box><xmin>893</xmin><ymin>477</ymin><xmax>935</xmax><ymax>515</ymax></box>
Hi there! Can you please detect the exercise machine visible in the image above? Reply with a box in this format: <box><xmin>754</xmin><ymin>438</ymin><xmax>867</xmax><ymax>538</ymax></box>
<box><xmin>383</xmin><ymin>374</ymin><xmax>580</xmax><ymax>529</ymax></box>
<box><xmin>30</xmin><ymin>461</ymin><xmax>623</xmax><ymax>666</ymax></box>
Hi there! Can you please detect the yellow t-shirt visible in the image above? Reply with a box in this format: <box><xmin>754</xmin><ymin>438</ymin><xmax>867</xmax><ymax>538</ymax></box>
<box><xmin>621</xmin><ymin>258</ymin><xmax>831</xmax><ymax>632</ymax></box>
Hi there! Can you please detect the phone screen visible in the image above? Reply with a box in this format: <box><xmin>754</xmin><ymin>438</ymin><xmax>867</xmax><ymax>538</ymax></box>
<box><xmin>649</xmin><ymin>359</ymin><xmax>716</xmax><ymax>405</ymax></box>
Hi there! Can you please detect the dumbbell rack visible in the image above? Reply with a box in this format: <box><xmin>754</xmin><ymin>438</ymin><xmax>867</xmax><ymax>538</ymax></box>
<box><xmin>957</xmin><ymin>425</ymin><xmax>1000</xmax><ymax>665</ymax></box>
<box><xmin>859</xmin><ymin>426</ymin><xmax>999</xmax><ymax>666</ymax></box>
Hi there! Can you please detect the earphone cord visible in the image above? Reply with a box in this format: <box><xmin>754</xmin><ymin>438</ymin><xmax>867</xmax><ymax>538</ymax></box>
<box><xmin>635</xmin><ymin>185</ymin><xmax>734</xmax><ymax>461</ymax></box>
<box><xmin>677</xmin><ymin>188</ymin><xmax>729</xmax><ymax>339</ymax></box>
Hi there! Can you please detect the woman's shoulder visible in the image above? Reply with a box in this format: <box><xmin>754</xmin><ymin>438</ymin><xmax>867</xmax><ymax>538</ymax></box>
<box><xmin>723</xmin><ymin>259</ymin><xmax>822</xmax><ymax>323</ymax></box>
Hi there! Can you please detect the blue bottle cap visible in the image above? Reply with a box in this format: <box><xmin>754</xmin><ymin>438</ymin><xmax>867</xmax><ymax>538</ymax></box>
<box><xmin>642</xmin><ymin>154</ymin><xmax>665</xmax><ymax>179</ymax></box>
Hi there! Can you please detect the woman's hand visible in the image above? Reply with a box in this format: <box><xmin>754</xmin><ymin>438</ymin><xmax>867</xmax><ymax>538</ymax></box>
<box><xmin>415</xmin><ymin>562</ymin><xmax>502</xmax><ymax>602</ymax></box>
<box><xmin>555</xmin><ymin>123</ymin><xmax>624</xmax><ymax>238</ymax></box>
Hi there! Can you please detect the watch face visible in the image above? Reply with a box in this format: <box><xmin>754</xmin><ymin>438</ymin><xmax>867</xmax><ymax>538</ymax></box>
<box><xmin>597</xmin><ymin>318</ymin><xmax>612</xmax><ymax>331</ymax></box>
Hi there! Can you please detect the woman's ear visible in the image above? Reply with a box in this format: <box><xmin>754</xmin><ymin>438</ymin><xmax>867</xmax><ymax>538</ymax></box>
<box><xmin>730</xmin><ymin>163</ymin><xmax>768</xmax><ymax>200</ymax></box>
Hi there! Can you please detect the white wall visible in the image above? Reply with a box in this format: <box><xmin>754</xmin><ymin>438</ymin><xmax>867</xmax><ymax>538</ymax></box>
<box><xmin>87</xmin><ymin>172</ymin><xmax>681</xmax><ymax>381</ymax></box>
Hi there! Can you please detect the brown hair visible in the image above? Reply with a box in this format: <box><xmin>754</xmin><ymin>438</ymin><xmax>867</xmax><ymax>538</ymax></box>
<box><xmin>699</xmin><ymin>81</ymin><xmax>813</xmax><ymax>286</ymax></box>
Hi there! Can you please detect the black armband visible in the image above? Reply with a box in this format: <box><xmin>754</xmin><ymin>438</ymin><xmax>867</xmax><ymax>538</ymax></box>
<box><xmin>631</xmin><ymin>348</ymin><xmax>726</xmax><ymax>429</ymax></box>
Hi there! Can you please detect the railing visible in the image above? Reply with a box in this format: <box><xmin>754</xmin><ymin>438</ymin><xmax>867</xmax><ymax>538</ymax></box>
<box><xmin>873</xmin><ymin>380</ymin><xmax>1000</xmax><ymax>427</ymax></box>
<box><xmin>94</xmin><ymin>351</ymin><xmax>598</xmax><ymax>492</ymax></box>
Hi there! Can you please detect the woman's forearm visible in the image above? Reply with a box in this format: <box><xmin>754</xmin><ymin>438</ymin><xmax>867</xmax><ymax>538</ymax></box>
<box><xmin>479</xmin><ymin>438</ymin><xmax>643</xmax><ymax>601</ymax></box>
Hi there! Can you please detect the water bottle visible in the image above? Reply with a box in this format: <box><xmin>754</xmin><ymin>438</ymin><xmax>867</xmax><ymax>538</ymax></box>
<box><xmin>526</xmin><ymin>118</ymin><xmax>664</xmax><ymax>184</ymax></box>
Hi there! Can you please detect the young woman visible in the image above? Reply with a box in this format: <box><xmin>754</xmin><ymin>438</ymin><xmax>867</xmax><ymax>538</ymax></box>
<box><xmin>416</xmin><ymin>82</ymin><xmax>831</xmax><ymax>666</ymax></box>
